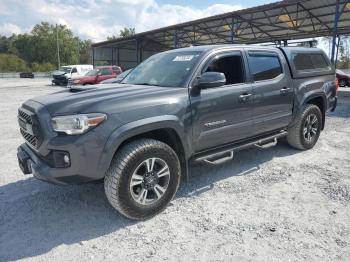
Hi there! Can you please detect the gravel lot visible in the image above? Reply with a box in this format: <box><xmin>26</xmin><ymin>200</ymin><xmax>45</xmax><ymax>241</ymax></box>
<box><xmin>0</xmin><ymin>78</ymin><xmax>349</xmax><ymax>262</ymax></box>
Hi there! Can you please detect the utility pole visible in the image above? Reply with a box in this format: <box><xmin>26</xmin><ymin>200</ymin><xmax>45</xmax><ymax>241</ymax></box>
<box><xmin>56</xmin><ymin>24</ymin><xmax>61</xmax><ymax>68</ymax></box>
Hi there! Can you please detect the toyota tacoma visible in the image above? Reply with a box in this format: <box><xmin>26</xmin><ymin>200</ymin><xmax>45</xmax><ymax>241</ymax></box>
<box><xmin>17</xmin><ymin>45</ymin><xmax>337</xmax><ymax>220</ymax></box>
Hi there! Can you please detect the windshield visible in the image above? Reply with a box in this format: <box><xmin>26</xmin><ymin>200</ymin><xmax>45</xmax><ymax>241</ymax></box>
<box><xmin>85</xmin><ymin>69</ymin><xmax>99</xmax><ymax>76</ymax></box>
<box><xmin>60</xmin><ymin>67</ymin><xmax>71</xmax><ymax>73</ymax></box>
<box><xmin>122</xmin><ymin>51</ymin><xmax>202</xmax><ymax>87</ymax></box>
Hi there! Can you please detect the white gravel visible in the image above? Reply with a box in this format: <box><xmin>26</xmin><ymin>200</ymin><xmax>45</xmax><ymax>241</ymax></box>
<box><xmin>0</xmin><ymin>78</ymin><xmax>349</xmax><ymax>262</ymax></box>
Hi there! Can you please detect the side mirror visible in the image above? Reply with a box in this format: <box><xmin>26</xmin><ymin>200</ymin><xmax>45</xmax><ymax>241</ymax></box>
<box><xmin>198</xmin><ymin>72</ymin><xmax>226</xmax><ymax>89</ymax></box>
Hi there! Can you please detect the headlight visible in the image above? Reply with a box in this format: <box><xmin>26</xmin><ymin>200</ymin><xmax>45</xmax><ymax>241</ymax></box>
<box><xmin>51</xmin><ymin>113</ymin><xmax>107</xmax><ymax>135</ymax></box>
<box><xmin>73</xmin><ymin>79</ymin><xmax>80</xmax><ymax>84</ymax></box>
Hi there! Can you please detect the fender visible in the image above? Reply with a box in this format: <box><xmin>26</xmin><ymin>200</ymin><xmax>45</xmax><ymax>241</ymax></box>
<box><xmin>97</xmin><ymin>115</ymin><xmax>192</xmax><ymax>176</ymax></box>
<box><xmin>290</xmin><ymin>90</ymin><xmax>327</xmax><ymax>129</ymax></box>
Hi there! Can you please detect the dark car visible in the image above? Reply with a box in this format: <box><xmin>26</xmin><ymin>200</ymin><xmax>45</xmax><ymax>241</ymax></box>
<box><xmin>77</xmin><ymin>66</ymin><xmax>122</xmax><ymax>85</ymax></box>
<box><xmin>100</xmin><ymin>68</ymin><xmax>133</xmax><ymax>84</ymax></box>
<box><xmin>336</xmin><ymin>69</ymin><xmax>350</xmax><ymax>87</ymax></box>
<box><xmin>17</xmin><ymin>45</ymin><xmax>337</xmax><ymax>220</ymax></box>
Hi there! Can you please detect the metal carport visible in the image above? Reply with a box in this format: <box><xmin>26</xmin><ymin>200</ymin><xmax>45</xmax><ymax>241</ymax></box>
<box><xmin>92</xmin><ymin>0</ymin><xmax>350</xmax><ymax>68</ymax></box>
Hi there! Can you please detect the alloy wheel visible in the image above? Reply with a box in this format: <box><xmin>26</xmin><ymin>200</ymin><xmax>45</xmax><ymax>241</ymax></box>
<box><xmin>303</xmin><ymin>113</ymin><xmax>319</xmax><ymax>142</ymax></box>
<box><xmin>129</xmin><ymin>157</ymin><xmax>170</xmax><ymax>205</ymax></box>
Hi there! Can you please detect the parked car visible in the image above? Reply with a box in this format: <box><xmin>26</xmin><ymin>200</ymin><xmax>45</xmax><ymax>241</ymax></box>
<box><xmin>75</xmin><ymin>66</ymin><xmax>122</xmax><ymax>85</ymax></box>
<box><xmin>100</xmin><ymin>68</ymin><xmax>133</xmax><ymax>84</ymax></box>
<box><xmin>17</xmin><ymin>45</ymin><xmax>337</xmax><ymax>220</ymax></box>
<box><xmin>52</xmin><ymin>65</ymin><xmax>93</xmax><ymax>86</ymax></box>
<box><xmin>336</xmin><ymin>69</ymin><xmax>350</xmax><ymax>87</ymax></box>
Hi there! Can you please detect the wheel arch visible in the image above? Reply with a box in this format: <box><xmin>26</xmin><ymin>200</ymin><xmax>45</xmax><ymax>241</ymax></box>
<box><xmin>304</xmin><ymin>94</ymin><xmax>326</xmax><ymax>130</ymax></box>
<box><xmin>292</xmin><ymin>92</ymin><xmax>327</xmax><ymax>130</ymax></box>
<box><xmin>98</xmin><ymin>116</ymin><xmax>191</xmax><ymax>180</ymax></box>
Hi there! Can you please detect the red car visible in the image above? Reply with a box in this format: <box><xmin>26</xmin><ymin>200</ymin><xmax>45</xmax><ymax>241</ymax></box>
<box><xmin>77</xmin><ymin>66</ymin><xmax>122</xmax><ymax>85</ymax></box>
<box><xmin>336</xmin><ymin>69</ymin><xmax>350</xmax><ymax>87</ymax></box>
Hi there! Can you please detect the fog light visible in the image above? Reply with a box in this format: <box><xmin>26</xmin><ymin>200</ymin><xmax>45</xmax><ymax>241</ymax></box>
<box><xmin>52</xmin><ymin>151</ymin><xmax>71</xmax><ymax>168</ymax></box>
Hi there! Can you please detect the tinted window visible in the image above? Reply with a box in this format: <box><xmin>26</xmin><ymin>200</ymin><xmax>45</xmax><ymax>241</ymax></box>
<box><xmin>204</xmin><ymin>53</ymin><xmax>245</xmax><ymax>85</ymax></box>
<box><xmin>71</xmin><ymin>67</ymin><xmax>77</xmax><ymax>73</ymax></box>
<box><xmin>100</xmin><ymin>68</ymin><xmax>112</xmax><ymax>75</ymax></box>
<box><xmin>248</xmin><ymin>53</ymin><xmax>283</xmax><ymax>81</ymax></box>
<box><xmin>293</xmin><ymin>53</ymin><xmax>329</xmax><ymax>71</ymax></box>
<box><xmin>86</xmin><ymin>69</ymin><xmax>98</xmax><ymax>76</ymax></box>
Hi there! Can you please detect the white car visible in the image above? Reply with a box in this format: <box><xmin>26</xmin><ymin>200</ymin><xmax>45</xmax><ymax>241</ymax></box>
<box><xmin>52</xmin><ymin>64</ymin><xmax>93</xmax><ymax>86</ymax></box>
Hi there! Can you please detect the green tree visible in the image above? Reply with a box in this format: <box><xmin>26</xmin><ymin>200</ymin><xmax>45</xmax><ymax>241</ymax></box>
<box><xmin>0</xmin><ymin>22</ymin><xmax>94</xmax><ymax>72</ymax></box>
<box><xmin>107</xmin><ymin>27</ymin><xmax>136</xmax><ymax>40</ymax></box>
<box><xmin>78</xmin><ymin>39</ymin><xmax>92</xmax><ymax>64</ymax></box>
<box><xmin>0</xmin><ymin>53</ymin><xmax>28</xmax><ymax>72</ymax></box>
<box><xmin>119</xmin><ymin>27</ymin><xmax>135</xmax><ymax>38</ymax></box>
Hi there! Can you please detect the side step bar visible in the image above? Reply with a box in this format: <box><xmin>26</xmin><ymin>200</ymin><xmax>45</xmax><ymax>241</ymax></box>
<box><xmin>194</xmin><ymin>131</ymin><xmax>288</xmax><ymax>163</ymax></box>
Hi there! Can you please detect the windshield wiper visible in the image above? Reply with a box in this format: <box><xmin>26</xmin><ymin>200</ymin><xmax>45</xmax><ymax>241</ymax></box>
<box><xmin>133</xmin><ymin>82</ymin><xmax>160</xmax><ymax>86</ymax></box>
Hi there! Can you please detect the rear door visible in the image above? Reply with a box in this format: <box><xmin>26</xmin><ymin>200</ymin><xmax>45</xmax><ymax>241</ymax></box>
<box><xmin>190</xmin><ymin>50</ymin><xmax>254</xmax><ymax>152</ymax></box>
<box><xmin>246</xmin><ymin>49</ymin><xmax>294</xmax><ymax>135</ymax></box>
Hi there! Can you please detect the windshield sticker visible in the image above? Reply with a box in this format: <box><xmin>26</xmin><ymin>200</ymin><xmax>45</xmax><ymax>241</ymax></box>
<box><xmin>173</xmin><ymin>55</ymin><xmax>194</xmax><ymax>61</ymax></box>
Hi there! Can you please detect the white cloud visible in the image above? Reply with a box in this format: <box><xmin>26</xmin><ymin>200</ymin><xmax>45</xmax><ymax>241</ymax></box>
<box><xmin>0</xmin><ymin>0</ymin><xmax>242</xmax><ymax>42</ymax></box>
<box><xmin>0</xmin><ymin>23</ymin><xmax>22</xmax><ymax>35</ymax></box>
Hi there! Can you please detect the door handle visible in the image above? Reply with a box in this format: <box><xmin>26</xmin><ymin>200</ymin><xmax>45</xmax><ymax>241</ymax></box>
<box><xmin>280</xmin><ymin>87</ymin><xmax>291</xmax><ymax>94</ymax></box>
<box><xmin>239</xmin><ymin>93</ymin><xmax>252</xmax><ymax>101</ymax></box>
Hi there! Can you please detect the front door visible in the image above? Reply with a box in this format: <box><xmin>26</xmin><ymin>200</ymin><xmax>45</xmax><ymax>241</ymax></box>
<box><xmin>190</xmin><ymin>51</ymin><xmax>254</xmax><ymax>152</ymax></box>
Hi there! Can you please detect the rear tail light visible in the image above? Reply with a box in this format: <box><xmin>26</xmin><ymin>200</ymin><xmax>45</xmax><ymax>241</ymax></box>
<box><xmin>335</xmin><ymin>78</ymin><xmax>339</xmax><ymax>90</ymax></box>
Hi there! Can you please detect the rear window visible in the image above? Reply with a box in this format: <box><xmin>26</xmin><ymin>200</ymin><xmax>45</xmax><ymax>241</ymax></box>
<box><xmin>248</xmin><ymin>52</ymin><xmax>283</xmax><ymax>81</ymax></box>
<box><xmin>100</xmin><ymin>68</ymin><xmax>113</xmax><ymax>75</ymax></box>
<box><xmin>293</xmin><ymin>53</ymin><xmax>329</xmax><ymax>71</ymax></box>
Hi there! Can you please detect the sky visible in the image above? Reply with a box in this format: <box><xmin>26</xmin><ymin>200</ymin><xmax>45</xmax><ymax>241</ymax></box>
<box><xmin>0</xmin><ymin>0</ymin><xmax>277</xmax><ymax>42</ymax></box>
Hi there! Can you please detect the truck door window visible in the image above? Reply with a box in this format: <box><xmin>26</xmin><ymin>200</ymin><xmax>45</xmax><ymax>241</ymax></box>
<box><xmin>248</xmin><ymin>52</ymin><xmax>283</xmax><ymax>81</ymax></box>
<box><xmin>204</xmin><ymin>53</ymin><xmax>245</xmax><ymax>85</ymax></box>
<box><xmin>100</xmin><ymin>68</ymin><xmax>112</xmax><ymax>75</ymax></box>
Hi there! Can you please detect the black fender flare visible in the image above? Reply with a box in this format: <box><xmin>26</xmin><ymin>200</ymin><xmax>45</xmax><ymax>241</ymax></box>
<box><xmin>291</xmin><ymin>91</ymin><xmax>327</xmax><ymax>129</ymax></box>
<box><xmin>97</xmin><ymin>115</ymin><xmax>191</xmax><ymax>178</ymax></box>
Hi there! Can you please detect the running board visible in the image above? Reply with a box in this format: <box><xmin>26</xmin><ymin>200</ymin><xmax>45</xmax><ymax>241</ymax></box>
<box><xmin>204</xmin><ymin>151</ymin><xmax>234</xmax><ymax>165</ymax></box>
<box><xmin>255</xmin><ymin>137</ymin><xmax>277</xmax><ymax>149</ymax></box>
<box><xmin>194</xmin><ymin>131</ymin><xmax>287</xmax><ymax>163</ymax></box>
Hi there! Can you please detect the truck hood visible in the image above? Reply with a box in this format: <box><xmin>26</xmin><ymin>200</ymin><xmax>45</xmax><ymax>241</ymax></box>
<box><xmin>52</xmin><ymin>70</ymin><xmax>67</xmax><ymax>76</ymax></box>
<box><xmin>30</xmin><ymin>84</ymin><xmax>183</xmax><ymax>115</ymax></box>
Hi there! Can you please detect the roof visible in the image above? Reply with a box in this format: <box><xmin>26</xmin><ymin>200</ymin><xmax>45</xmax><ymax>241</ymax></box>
<box><xmin>92</xmin><ymin>0</ymin><xmax>350</xmax><ymax>50</ymax></box>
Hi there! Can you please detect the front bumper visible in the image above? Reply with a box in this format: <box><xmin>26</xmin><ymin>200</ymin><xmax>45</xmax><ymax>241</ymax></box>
<box><xmin>17</xmin><ymin>143</ymin><xmax>100</xmax><ymax>185</ymax></box>
<box><xmin>52</xmin><ymin>78</ymin><xmax>68</xmax><ymax>86</ymax></box>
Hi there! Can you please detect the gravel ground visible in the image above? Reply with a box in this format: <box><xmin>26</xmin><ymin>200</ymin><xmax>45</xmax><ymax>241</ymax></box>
<box><xmin>0</xmin><ymin>79</ymin><xmax>349</xmax><ymax>262</ymax></box>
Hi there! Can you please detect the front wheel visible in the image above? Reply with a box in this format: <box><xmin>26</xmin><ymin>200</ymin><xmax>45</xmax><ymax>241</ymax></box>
<box><xmin>287</xmin><ymin>104</ymin><xmax>322</xmax><ymax>150</ymax></box>
<box><xmin>104</xmin><ymin>139</ymin><xmax>181</xmax><ymax>220</ymax></box>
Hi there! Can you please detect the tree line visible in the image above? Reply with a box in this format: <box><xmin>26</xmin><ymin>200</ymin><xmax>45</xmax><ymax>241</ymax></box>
<box><xmin>0</xmin><ymin>22</ymin><xmax>136</xmax><ymax>72</ymax></box>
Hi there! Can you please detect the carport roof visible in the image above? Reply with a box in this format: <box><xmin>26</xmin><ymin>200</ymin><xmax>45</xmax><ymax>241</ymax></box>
<box><xmin>92</xmin><ymin>0</ymin><xmax>350</xmax><ymax>49</ymax></box>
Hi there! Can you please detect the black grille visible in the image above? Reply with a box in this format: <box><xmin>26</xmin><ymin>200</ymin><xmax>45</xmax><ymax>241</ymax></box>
<box><xmin>53</xmin><ymin>74</ymin><xmax>66</xmax><ymax>80</ymax></box>
<box><xmin>18</xmin><ymin>108</ymin><xmax>42</xmax><ymax>149</ymax></box>
<box><xmin>18</xmin><ymin>109</ymin><xmax>32</xmax><ymax>124</ymax></box>
<box><xmin>20</xmin><ymin>129</ymin><xmax>38</xmax><ymax>147</ymax></box>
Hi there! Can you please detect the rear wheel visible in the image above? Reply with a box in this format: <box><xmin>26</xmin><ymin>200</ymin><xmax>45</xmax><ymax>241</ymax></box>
<box><xmin>339</xmin><ymin>79</ymin><xmax>347</xmax><ymax>87</ymax></box>
<box><xmin>104</xmin><ymin>139</ymin><xmax>181</xmax><ymax>220</ymax></box>
<box><xmin>287</xmin><ymin>104</ymin><xmax>322</xmax><ymax>150</ymax></box>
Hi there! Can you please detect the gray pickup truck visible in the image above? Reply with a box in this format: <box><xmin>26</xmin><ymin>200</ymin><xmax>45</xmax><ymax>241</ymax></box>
<box><xmin>17</xmin><ymin>45</ymin><xmax>337</xmax><ymax>220</ymax></box>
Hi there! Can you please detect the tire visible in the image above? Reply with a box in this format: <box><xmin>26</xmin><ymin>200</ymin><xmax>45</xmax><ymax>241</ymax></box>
<box><xmin>104</xmin><ymin>139</ymin><xmax>181</xmax><ymax>220</ymax></box>
<box><xmin>287</xmin><ymin>104</ymin><xmax>322</xmax><ymax>150</ymax></box>
<box><xmin>339</xmin><ymin>79</ymin><xmax>347</xmax><ymax>87</ymax></box>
